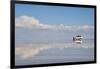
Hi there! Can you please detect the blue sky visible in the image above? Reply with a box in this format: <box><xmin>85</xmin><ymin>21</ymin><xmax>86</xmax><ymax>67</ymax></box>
<box><xmin>15</xmin><ymin>4</ymin><xmax>94</xmax><ymax>26</ymax></box>
<box><xmin>15</xmin><ymin>4</ymin><xmax>94</xmax><ymax>43</ymax></box>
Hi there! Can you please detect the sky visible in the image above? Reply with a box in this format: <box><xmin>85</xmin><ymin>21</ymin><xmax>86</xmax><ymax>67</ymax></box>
<box><xmin>15</xmin><ymin>4</ymin><xmax>95</xmax><ymax>43</ymax></box>
<box><xmin>15</xmin><ymin>4</ymin><xmax>94</xmax><ymax>25</ymax></box>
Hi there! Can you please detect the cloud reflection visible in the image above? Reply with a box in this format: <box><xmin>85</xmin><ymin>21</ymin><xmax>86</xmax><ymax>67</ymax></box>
<box><xmin>15</xmin><ymin>43</ymin><xmax>94</xmax><ymax>59</ymax></box>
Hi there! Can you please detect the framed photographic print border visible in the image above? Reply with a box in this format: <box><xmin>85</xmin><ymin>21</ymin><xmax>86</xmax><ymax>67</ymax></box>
<box><xmin>10</xmin><ymin>1</ymin><xmax>97</xmax><ymax>69</ymax></box>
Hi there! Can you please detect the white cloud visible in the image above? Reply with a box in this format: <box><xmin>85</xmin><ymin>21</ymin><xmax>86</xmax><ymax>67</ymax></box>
<box><xmin>16</xmin><ymin>16</ymin><xmax>39</xmax><ymax>28</ymax></box>
<box><xmin>15</xmin><ymin>16</ymin><xmax>94</xmax><ymax>31</ymax></box>
<box><xmin>81</xmin><ymin>25</ymin><xmax>94</xmax><ymax>30</ymax></box>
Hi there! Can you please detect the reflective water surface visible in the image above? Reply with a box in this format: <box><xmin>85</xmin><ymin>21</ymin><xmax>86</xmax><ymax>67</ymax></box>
<box><xmin>15</xmin><ymin>39</ymin><xmax>94</xmax><ymax>65</ymax></box>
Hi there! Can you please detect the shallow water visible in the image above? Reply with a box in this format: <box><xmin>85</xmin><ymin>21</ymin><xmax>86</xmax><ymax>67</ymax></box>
<box><xmin>15</xmin><ymin>39</ymin><xmax>94</xmax><ymax>65</ymax></box>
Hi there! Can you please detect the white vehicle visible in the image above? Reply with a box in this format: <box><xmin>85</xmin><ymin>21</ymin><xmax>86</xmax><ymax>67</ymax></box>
<box><xmin>73</xmin><ymin>35</ymin><xmax>83</xmax><ymax>44</ymax></box>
